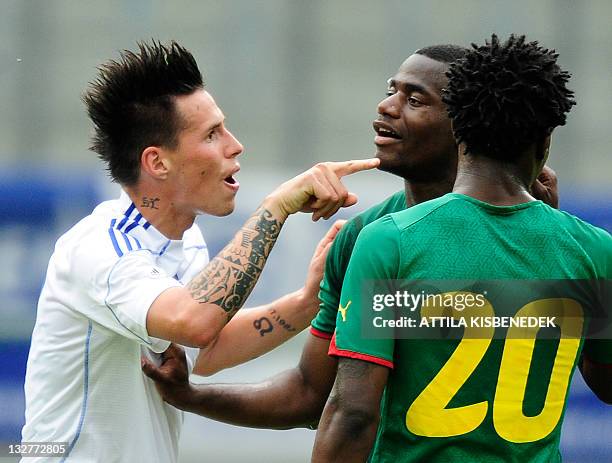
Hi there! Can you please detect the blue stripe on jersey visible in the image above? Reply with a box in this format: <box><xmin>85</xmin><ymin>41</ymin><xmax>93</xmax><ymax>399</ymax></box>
<box><xmin>143</xmin><ymin>221</ymin><xmax>152</xmax><ymax>230</ymax></box>
<box><xmin>123</xmin><ymin>213</ymin><xmax>142</xmax><ymax>233</ymax></box>
<box><xmin>61</xmin><ymin>321</ymin><xmax>92</xmax><ymax>462</ymax></box>
<box><xmin>133</xmin><ymin>236</ymin><xmax>142</xmax><ymax>249</ymax></box>
<box><xmin>108</xmin><ymin>219</ymin><xmax>124</xmax><ymax>257</ymax></box>
<box><xmin>116</xmin><ymin>203</ymin><xmax>135</xmax><ymax>231</ymax></box>
<box><xmin>158</xmin><ymin>240</ymin><xmax>171</xmax><ymax>256</ymax></box>
<box><xmin>120</xmin><ymin>232</ymin><xmax>133</xmax><ymax>251</ymax></box>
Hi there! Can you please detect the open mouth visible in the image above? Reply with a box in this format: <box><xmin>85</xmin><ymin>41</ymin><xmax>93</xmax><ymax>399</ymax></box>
<box><xmin>373</xmin><ymin>121</ymin><xmax>401</xmax><ymax>139</ymax></box>
<box><xmin>376</xmin><ymin>128</ymin><xmax>401</xmax><ymax>139</ymax></box>
<box><xmin>223</xmin><ymin>168</ymin><xmax>240</xmax><ymax>191</ymax></box>
<box><xmin>373</xmin><ymin>120</ymin><xmax>402</xmax><ymax>145</ymax></box>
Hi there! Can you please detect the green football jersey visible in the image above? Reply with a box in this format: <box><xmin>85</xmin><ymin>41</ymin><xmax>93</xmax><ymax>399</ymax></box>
<box><xmin>332</xmin><ymin>193</ymin><xmax>612</xmax><ymax>462</ymax></box>
<box><xmin>310</xmin><ymin>190</ymin><xmax>407</xmax><ymax>338</ymax></box>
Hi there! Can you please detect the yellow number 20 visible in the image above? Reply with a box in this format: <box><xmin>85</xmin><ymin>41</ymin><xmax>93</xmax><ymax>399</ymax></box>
<box><xmin>406</xmin><ymin>295</ymin><xmax>584</xmax><ymax>443</ymax></box>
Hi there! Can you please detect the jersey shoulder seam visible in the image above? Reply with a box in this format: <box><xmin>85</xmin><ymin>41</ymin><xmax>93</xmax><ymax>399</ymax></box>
<box><xmin>389</xmin><ymin>196</ymin><xmax>457</xmax><ymax>233</ymax></box>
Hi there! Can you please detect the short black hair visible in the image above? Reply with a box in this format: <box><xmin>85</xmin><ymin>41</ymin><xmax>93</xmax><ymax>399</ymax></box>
<box><xmin>83</xmin><ymin>40</ymin><xmax>204</xmax><ymax>185</ymax></box>
<box><xmin>415</xmin><ymin>44</ymin><xmax>469</xmax><ymax>65</ymax></box>
<box><xmin>443</xmin><ymin>34</ymin><xmax>575</xmax><ymax>160</ymax></box>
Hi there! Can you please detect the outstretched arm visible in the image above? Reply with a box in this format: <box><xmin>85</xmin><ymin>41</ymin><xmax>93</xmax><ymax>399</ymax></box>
<box><xmin>143</xmin><ymin>332</ymin><xmax>339</xmax><ymax>428</ymax></box>
<box><xmin>146</xmin><ymin>159</ymin><xmax>379</xmax><ymax>348</ymax></box>
<box><xmin>580</xmin><ymin>340</ymin><xmax>612</xmax><ymax>404</ymax></box>
<box><xmin>193</xmin><ymin>220</ymin><xmax>344</xmax><ymax>376</ymax></box>
<box><xmin>311</xmin><ymin>358</ymin><xmax>389</xmax><ymax>462</ymax></box>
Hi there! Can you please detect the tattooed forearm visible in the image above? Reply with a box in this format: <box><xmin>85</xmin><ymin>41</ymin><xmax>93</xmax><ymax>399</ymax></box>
<box><xmin>251</xmin><ymin>307</ymin><xmax>299</xmax><ymax>336</ymax></box>
<box><xmin>268</xmin><ymin>308</ymin><xmax>297</xmax><ymax>332</ymax></box>
<box><xmin>253</xmin><ymin>317</ymin><xmax>274</xmax><ymax>336</ymax></box>
<box><xmin>187</xmin><ymin>207</ymin><xmax>282</xmax><ymax>318</ymax></box>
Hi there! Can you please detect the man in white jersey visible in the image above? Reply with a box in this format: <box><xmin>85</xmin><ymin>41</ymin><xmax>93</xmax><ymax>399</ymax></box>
<box><xmin>21</xmin><ymin>40</ymin><xmax>378</xmax><ymax>462</ymax></box>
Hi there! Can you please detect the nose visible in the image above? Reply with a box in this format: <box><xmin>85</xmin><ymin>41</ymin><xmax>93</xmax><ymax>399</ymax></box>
<box><xmin>377</xmin><ymin>94</ymin><xmax>400</xmax><ymax>119</ymax></box>
<box><xmin>225</xmin><ymin>129</ymin><xmax>244</xmax><ymax>158</ymax></box>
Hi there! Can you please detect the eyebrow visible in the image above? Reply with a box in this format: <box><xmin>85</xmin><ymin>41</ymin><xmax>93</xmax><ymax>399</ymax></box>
<box><xmin>387</xmin><ymin>78</ymin><xmax>429</xmax><ymax>96</ymax></box>
<box><xmin>203</xmin><ymin>119</ymin><xmax>224</xmax><ymax>134</ymax></box>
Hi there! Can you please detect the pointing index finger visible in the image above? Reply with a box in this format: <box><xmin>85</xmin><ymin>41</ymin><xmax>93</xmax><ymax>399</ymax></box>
<box><xmin>329</xmin><ymin>158</ymin><xmax>380</xmax><ymax>177</ymax></box>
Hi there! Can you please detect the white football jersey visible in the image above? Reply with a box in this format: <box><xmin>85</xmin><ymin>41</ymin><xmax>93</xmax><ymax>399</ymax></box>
<box><xmin>22</xmin><ymin>191</ymin><xmax>208</xmax><ymax>462</ymax></box>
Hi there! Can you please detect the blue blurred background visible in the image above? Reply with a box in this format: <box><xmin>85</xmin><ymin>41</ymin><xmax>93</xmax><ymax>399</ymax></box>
<box><xmin>1</xmin><ymin>1</ymin><xmax>610</xmax><ymax>461</ymax></box>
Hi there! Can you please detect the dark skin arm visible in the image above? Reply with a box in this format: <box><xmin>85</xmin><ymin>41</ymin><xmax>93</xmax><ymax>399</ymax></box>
<box><xmin>311</xmin><ymin>358</ymin><xmax>389</xmax><ymax>462</ymax></box>
<box><xmin>579</xmin><ymin>344</ymin><xmax>612</xmax><ymax>405</ymax></box>
<box><xmin>576</xmin><ymin>211</ymin><xmax>611</xmax><ymax>405</ymax></box>
<box><xmin>142</xmin><ymin>333</ymin><xmax>338</xmax><ymax>429</ymax></box>
<box><xmin>537</xmin><ymin>166</ymin><xmax>612</xmax><ymax>402</ymax></box>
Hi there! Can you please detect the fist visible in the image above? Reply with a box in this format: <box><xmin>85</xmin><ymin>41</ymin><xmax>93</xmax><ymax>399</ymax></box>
<box><xmin>531</xmin><ymin>165</ymin><xmax>559</xmax><ymax>209</ymax></box>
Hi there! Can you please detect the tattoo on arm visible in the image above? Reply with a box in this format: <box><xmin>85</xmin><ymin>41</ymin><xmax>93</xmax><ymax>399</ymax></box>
<box><xmin>253</xmin><ymin>317</ymin><xmax>274</xmax><ymax>336</ymax></box>
<box><xmin>187</xmin><ymin>207</ymin><xmax>282</xmax><ymax>318</ymax></box>
<box><xmin>251</xmin><ymin>307</ymin><xmax>299</xmax><ymax>337</ymax></box>
<box><xmin>268</xmin><ymin>308</ymin><xmax>297</xmax><ymax>332</ymax></box>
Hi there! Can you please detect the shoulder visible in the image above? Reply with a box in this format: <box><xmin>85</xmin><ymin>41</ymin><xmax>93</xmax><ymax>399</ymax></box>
<box><xmin>337</xmin><ymin>190</ymin><xmax>406</xmax><ymax>242</ymax></box>
<box><xmin>552</xmin><ymin>208</ymin><xmax>611</xmax><ymax>244</ymax></box>
<box><xmin>327</xmin><ymin>191</ymin><xmax>405</xmax><ymax>264</ymax></box>
<box><xmin>351</xmin><ymin>214</ymin><xmax>401</xmax><ymax>269</ymax></box>
<box><xmin>350</xmin><ymin>190</ymin><xmax>406</xmax><ymax>228</ymax></box>
<box><xmin>56</xmin><ymin>201</ymin><xmax>151</xmax><ymax>281</ymax></box>
<box><xmin>536</xmin><ymin>206</ymin><xmax>612</xmax><ymax>255</ymax></box>
<box><xmin>359</xmin><ymin>213</ymin><xmax>400</xmax><ymax>241</ymax></box>
<box><xmin>336</xmin><ymin>216</ymin><xmax>401</xmax><ymax>287</ymax></box>
<box><xmin>550</xmin><ymin>208</ymin><xmax>612</xmax><ymax>273</ymax></box>
<box><xmin>386</xmin><ymin>194</ymin><xmax>458</xmax><ymax>232</ymax></box>
<box><xmin>56</xmin><ymin>209</ymin><xmax>118</xmax><ymax>259</ymax></box>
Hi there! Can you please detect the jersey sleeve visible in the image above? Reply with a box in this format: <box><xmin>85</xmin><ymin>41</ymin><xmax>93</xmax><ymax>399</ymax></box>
<box><xmin>310</xmin><ymin>221</ymin><xmax>359</xmax><ymax>338</ymax></box>
<box><xmin>178</xmin><ymin>224</ymin><xmax>210</xmax><ymax>282</ymax></box>
<box><xmin>70</xmin><ymin>242</ymin><xmax>182</xmax><ymax>353</ymax></box>
<box><xmin>329</xmin><ymin>215</ymin><xmax>401</xmax><ymax>368</ymax></box>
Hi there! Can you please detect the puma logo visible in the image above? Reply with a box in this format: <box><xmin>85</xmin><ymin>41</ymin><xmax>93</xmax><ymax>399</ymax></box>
<box><xmin>338</xmin><ymin>301</ymin><xmax>352</xmax><ymax>322</ymax></box>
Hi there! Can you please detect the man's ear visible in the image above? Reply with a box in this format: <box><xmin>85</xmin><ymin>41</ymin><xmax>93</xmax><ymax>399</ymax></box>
<box><xmin>141</xmin><ymin>146</ymin><xmax>170</xmax><ymax>180</ymax></box>
<box><xmin>537</xmin><ymin>134</ymin><xmax>552</xmax><ymax>163</ymax></box>
<box><xmin>456</xmin><ymin>142</ymin><xmax>468</xmax><ymax>157</ymax></box>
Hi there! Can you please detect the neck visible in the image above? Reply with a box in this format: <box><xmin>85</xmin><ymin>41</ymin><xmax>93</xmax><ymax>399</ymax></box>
<box><xmin>124</xmin><ymin>186</ymin><xmax>194</xmax><ymax>240</ymax></box>
<box><xmin>403</xmin><ymin>176</ymin><xmax>455</xmax><ymax>207</ymax></box>
<box><xmin>452</xmin><ymin>152</ymin><xmax>536</xmax><ymax>206</ymax></box>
